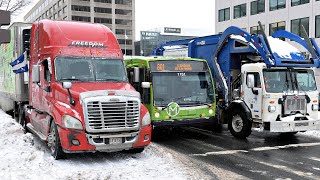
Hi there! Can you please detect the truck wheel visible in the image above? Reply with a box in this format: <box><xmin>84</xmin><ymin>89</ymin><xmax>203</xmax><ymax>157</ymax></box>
<box><xmin>49</xmin><ymin>121</ymin><xmax>66</xmax><ymax>160</ymax></box>
<box><xmin>228</xmin><ymin>110</ymin><xmax>252</xmax><ymax>139</ymax></box>
<box><xmin>18</xmin><ymin>105</ymin><xmax>28</xmax><ymax>133</ymax></box>
<box><xmin>127</xmin><ymin>147</ymin><xmax>145</xmax><ymax>153</ymax></box>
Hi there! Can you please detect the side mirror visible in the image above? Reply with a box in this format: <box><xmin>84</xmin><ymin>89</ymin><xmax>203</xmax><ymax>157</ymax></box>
<box><xmin>141</xmin><ymin>82</ymin><xmax>151</xmax><ymax>89</ymax></box>
<box><xmin>133</xmin><ymin>67</ymin><xmax>140</xmax><ymax>83</ymax></box>
<box><xmin>62</xmin><ymin>82</ymin><xmax>72</xmax><ymax>89</ymax></box>
<box><xmin>247</xmin><ymin>74</ymin><xmax>255</xmax><ymax>88</ymax></box>
<box><xmin>32</xmin><ymin>65</ymin><xmax>40</xmax><ymax>83</ymax></box>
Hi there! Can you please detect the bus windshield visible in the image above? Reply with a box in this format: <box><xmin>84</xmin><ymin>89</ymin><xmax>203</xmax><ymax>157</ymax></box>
<box><xmin>152</xmin><ymin>72</ymin><xmax>214</xmax><ymax>106</ymax></box>
<box><xmin>55</xmin><ymin>56</ymin><xmax>128</xmax><ymax>82</ymax></box>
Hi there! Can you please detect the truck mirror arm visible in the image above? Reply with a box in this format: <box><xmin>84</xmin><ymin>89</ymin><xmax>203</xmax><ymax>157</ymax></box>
<box><xmin>35</xmin><ymin>82</ymin><xmax>51</xmax><ymax>92</ymax></box>
<box><xmin>251</xmin><ymin>88</ymin><xmax>258</xmax><ymax>95</ymax></box>
<box><xmin>66</xmin><ymin>88</ymin><xmax>76</xmax><ymax>106</ymax></box>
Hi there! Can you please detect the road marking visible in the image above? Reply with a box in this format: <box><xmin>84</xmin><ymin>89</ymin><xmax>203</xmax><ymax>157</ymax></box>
<box><xmin>259</xmin><ymin>161</ymin><xmax>318</xmax><ymax>179</ymax></box>
<box><xmin>191</xmin><ymin>142</ymin><xmax>320</xmax><ymax>156</ymax></box>
<box><xmin>191</xmin><ymin>150</ymin><xmax>248</xmax><ymax>157</ymax></box>
<box><xmin>312</xmin><ymin>167</ymin><xmax>320</xmax><ymax>171</ymax></box>
<box><xmin>309</xmin><ymin>157</ymin><xmax>320</xmax><ymax>162</ymax></box>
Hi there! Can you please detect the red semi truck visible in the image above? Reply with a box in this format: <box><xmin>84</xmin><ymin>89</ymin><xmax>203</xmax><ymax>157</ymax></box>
<box><xmin>0</xmin><ymin>20</ymin><xmax>152</xmax><ymax>159</ymax></box>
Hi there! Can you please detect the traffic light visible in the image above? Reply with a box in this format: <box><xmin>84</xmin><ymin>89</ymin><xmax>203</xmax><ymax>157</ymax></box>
<box><xmin>22</xmin><ymin>29</ymin><xmax>31</xmax><ymax>56</ymax></box>
<box><xmin>0</xmin><ymin>10</ymin><xmax>10</xmax><ymax>44</ymax></box>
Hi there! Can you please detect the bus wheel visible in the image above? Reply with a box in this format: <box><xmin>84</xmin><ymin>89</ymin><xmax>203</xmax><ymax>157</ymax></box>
<box><xmin>48</xmin><ymin>121</ymin><xmax>66</xmax><ymax>160</ymax></box>
<box><xmin>228</xmin><ymin>110</ymin><xmax>252</xmax><ymax>139</ymax></box>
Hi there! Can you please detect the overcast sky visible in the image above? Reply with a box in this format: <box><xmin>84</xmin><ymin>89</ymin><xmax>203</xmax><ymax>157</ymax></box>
<box><xmin>16</xmin><ymin>0</ymin><xmax>215</xmax><ymax>40</ymax></box>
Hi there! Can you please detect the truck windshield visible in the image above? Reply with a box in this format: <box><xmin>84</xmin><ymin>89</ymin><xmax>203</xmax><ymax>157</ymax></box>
<box><xmin>152</xmin><ymin>72</ymin><xmax>214</xmax><ymax>106</ymax></box>
<box><xmin>263</xmin><ymin>69</ymin><xmax>316</xmax><ymax>93</ymax></box>
<box><xmin>55</xmin><ymin>56</ymin><xmax>128</xmax><ymax>82</ymax></box>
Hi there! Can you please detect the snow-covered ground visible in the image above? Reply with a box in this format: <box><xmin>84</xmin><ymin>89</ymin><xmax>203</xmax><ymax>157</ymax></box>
<box><xmin>0</xmin><ymin>110</ymin><xmax>201</xmax><ymax>180</ymax></box>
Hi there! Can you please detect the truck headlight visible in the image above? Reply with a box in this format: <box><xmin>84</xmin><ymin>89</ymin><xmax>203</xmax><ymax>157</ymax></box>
<box><xmin>268</xmin><ymin>105</ymin><xmax>276</xmax><ymax>113</ymax></box>
<box><xmin>62</xmin><ymin>115</ymin><xmax>83</xmax><ymax>130</ymax></box>
<box><xmin>312</xmin><ymin>104</ymin><xmax>319</xmax><ymax>111</ymax></box>
<box><xmin>142</xmin><ymin>112</ymin><xmax>151</xmax><ymax>127</ymax></box>
<box><xmin>209</xmin><ymin>109</ymin><xmax>214</xmax><ymax>114</ymax></box>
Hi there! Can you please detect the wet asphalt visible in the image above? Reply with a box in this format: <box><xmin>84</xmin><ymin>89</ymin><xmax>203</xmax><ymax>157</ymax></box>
<box><xmin>153</xmin><ymin>126</ymin><xmax>320</xmax><ymax>180</ymax></box>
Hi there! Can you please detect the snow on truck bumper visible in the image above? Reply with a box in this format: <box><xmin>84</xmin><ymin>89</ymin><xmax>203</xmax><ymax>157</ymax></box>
<box><xmin>269</xmin><ymin>115</ymin><xmax>320</xmax><ymax>132</ymax></box>
<box><xmin>58</xmin><ymin>125</ymin><xmax>152</xmax><ymax>153</ymax></box>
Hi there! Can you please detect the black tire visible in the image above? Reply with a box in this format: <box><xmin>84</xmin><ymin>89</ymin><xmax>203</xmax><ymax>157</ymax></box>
<box><xmin>49</xmin><ymin>121</ymin><xmax>66</xmax><ymax>160</ymax></box>
<box><xmin>127</xmin><ymin>147</ymin><xmax>145</xmax><ymax>154</ymax></box>
<box><xmin>228</xmin><ymin>110</ymin><xmax>252</xmax><ymax>139</ymax></box>
<box><xmin>18</xmin><ymin>105</ymin><xmax>28</xmax><ymax>133</ymax></box>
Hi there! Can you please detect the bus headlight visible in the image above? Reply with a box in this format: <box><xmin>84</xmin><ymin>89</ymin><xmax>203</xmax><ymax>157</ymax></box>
<box><xmin>312</xmin><ymin>104</ymin><xmax>319</xmax><ymax>111</ymax></box>
<box><xmin>154</xmin><ymin>112</ymin><xmax>160</xmax><ymax>118</ymax></box>
<box><xmin>209</xmin><ymin>109</ymin><xmax>214</xmax><ymax>114</ymax></box>
<box><xmin>268</xmin><ymin>106</ymin><xmax>276</xmax><ymax>113</ymax></box>
<box><xmin>62</xmin><ymin>115</ymin><xmax>83</xmax><ymax>130</ymax></box>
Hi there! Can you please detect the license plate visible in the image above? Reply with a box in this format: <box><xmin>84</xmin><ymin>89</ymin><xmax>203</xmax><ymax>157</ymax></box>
<box><xmin>296</xmin><ymin>122</ymin><xmax>309</xmax><ymax>127</ymax></box>
<box><xmin>109</xmin><ymin>137</ymin><xmax>122</xmax><ymax>144</ymax></box>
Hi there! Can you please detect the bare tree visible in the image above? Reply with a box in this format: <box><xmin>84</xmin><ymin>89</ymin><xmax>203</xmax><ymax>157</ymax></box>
<box><xmin>0</xmin><ymin>0</ymin><xmax>31</xmax><ymax>15</ymax></box>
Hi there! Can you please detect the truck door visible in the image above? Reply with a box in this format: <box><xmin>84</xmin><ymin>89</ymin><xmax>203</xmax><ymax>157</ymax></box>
<box><xmin>243</xmin><ymin>72</ymin><xmax>262</xmax><ymax>119</ymax></box>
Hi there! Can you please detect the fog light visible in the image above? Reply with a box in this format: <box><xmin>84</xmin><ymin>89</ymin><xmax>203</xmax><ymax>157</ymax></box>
<box><xmin>72</xmin><ymin>139</ymin><xmax>80</xmax><ymax>146</ymax></box>
<box><xmin>268</xmin><ymin>105</ymin><xmax>276</xmax><ymax>113</ymax></box>
<box><xmin>155</xmin><ymin>112</ymin><xmax>160</xmax><ymax>118</ymax></box>
<box><xmin>209</xmin><ymin>109</ymin><xmax>214</xmax><ymax>114</ymax></box>
<box><xmin>312</xmin><ymin>104</ymin><xmax>319</xmax><ymax>111</ymax></box>
<box><xmin>144</xmin><ymin>135</ymin><xmax>150</xmax><ymax>141</ymax></box>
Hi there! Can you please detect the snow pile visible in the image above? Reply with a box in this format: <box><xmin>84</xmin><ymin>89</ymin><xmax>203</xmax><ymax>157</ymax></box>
<box><xmin>0</xmin><ymin>110</ymin><xmax>191</xmax><ymax>180</ymax></box>
<box><xmin>267</xmin><ymin>37</ymin><xmax>304</xmax><ymax>59</ymax></box>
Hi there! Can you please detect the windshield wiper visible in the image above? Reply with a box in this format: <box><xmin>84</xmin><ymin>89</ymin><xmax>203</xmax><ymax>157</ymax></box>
<box><xmin>60</xmin><ymin>78</ymin><xmax>84</xmax><ymax>82</ymax></box>
<box><xmin>97</xmin><ymin>78</ymin><xmax>124</xmax><ymax>82</ymax></box>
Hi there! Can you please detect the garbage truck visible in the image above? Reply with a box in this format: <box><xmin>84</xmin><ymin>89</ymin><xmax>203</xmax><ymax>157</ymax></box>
<box><xmin>124</xmin><ymin>56</ymin><xmax>216</xmax><ymax>128</ymax></box>
<box><xmin>154</xmin><ymin>23</ymin><xmax>320</xmax><ymax>138</ymax></box>
<box><xmin>0</xmin><ymin>20</ymin><xmax>152</xmax><ymax>159</ymax></box>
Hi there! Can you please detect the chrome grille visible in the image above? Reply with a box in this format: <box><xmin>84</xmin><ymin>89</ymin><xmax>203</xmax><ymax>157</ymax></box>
<box><xmin>86</xmin><ymin>100</ymin><xmax>140</xmax><ymax>131</ymax></box>
<box><xmin>284</xmin><ymin>96</ymin><xmax>306</xmax><ymax>115</ymax></box>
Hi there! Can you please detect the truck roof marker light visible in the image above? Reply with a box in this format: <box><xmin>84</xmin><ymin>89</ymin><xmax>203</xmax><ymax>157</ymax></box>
<box><xmin>108</xmin><ymin>91</ymin><xmax>116</xmax><ymax>96</ymax></box>
<box><xmin>313</xmin><ymin>100</ymin><xmax>318</xmax><ymax>103</ymax></box>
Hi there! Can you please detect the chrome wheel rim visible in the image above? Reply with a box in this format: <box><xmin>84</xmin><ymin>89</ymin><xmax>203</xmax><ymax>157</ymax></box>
<box><xmin>50</xmin><ymin>125</ymin><xmax>56</xmax><ymax>153</ymax></box>
<box><xmin>232</xmin><ymin>115</ymin><xmax>243</xmax><ymax>133</ymax></box>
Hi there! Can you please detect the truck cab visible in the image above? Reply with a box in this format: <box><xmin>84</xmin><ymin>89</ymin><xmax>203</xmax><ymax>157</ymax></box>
<box><xmin>23</xmin><ymin>20</ymin><xmax>151</xmax><ymax>159</ymax></box>
<box><xmin>239</xmin><ymin>63</ymin><xmax>319</xmax><ymax>132</ymax></box>
<box><xmin>125</xmin><ymin>57</ymin><xmax>216</xmax><ymax>128</ymax></box>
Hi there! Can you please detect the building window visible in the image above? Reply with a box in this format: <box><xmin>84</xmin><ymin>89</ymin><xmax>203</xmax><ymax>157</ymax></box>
<box><xmin>94</xmin><ymin>0</ymin><xmax>112</xmax><ymax>3</ymax></box>
<box><xmin>115</xmin><ymin>0</ymin><xmax>132</xmax><ymax>5</ymax></box>
<box><xmin>115</xmin><ymin>9</ymin><xmax>132</xmax><ymax>15</ymax></box>
<box><xmin>71</xmin><ymin>5</ymin><xmax>90</xmax><ymax>12</ymax></box>
<box><xmin>291</xmin><ymin>17</ymin><xmax>309</xmax><ymax>36</ymax></box>
<box><xmin>251</xmin><ymin>0</ymin><xmax>265</xmax><ymax>15</ymax></box>
<box><xmin>270</xmin><ymin>0</ymin><xmax>286</xmax><ymax>11</ymax></box>
<box><xmin>115</xmin><ymin>19</ymin><xmax>131</xmax><ymax>25</ymax></box>
<box><xmin>116</xmin><ymin>29</ymin><xmax>132</xmax><ymax>35</ymax></box>
<box><xmin>94</xmin><ymin>18</ymin><xmax>112</xmax><ymax>24</ymax></box>
<box><xmin>72</xmin><ymin>16</ymin><xmax>91</xmax><ymax>22</ymax></box>
<box><xmin>234</xmin><ymin>4</ymin><xmax>246</xmax><ymax>19</ymax></box>
<box><xmin>218</xmin><ymin>8</ymin><xmax>230</xmax><ymax>22</ymax></box>
<box><xmin>316</xmin><ymin>15</ymin><xmax>320</xmax><ymax>38</ymax></box>
<box><xmin>250</xmin><ymin>25</ymin><xmax>265</xmax><ymax>34</ymax></box>
<box><xmin>291</xmin><ymin>0</ymin><xmax>310</xmax><ymax>7</ymax></box>
<box><xmin>94</xmin><ymin>7</ymin><xmax>112</xmax><ymax>14</ymax></box>
<box><xmin>269</xmin><ymin>21</ymin><xmax>285</xmax><ymax>35</ymax></box>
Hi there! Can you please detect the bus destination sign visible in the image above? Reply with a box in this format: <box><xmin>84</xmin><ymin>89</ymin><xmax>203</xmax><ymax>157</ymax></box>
<box><xmin>150</xmin><ymin>60</ymin><xmax>208</xmax><ymax>72</ymax></box>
